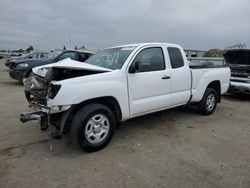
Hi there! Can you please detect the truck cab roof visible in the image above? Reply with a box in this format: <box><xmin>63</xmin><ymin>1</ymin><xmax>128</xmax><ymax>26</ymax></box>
<box><xmin>111</xmin><ymin>42</ymin><xmax>182</xmax><ymax>49</ymax></box>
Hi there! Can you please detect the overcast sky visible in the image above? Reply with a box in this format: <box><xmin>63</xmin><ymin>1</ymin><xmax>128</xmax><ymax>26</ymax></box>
<box><xmin>0</xmin><ymin>0</ymin><xmax>249</xmax><ymax>50</ymax></box>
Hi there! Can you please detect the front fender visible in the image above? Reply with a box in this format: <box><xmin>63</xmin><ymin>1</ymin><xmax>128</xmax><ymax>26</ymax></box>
<box><xmin>47</xmin><ymin>78</ymin><xmax>130</xmax><ymax>120</ymax></box>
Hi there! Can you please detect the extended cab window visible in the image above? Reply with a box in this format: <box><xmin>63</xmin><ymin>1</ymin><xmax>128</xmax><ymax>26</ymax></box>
<box><xmin>167</xmin><ymin>47</ymin><xmax>184</xmax><ymax>69</ymax></box>
<box><xmin>133</xmin><ymin>47</ymin><xmax>165</xmax><ymax>72</ymax></box>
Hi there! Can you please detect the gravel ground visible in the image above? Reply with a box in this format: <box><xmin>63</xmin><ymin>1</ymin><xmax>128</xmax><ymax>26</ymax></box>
<box><xmin>0</xmin><ymin>59</ymin><xmax>250</xmax><ymax>188</ymax></box>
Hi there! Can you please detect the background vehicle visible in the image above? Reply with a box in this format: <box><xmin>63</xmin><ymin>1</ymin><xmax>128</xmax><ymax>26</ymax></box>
<box><xmin>21</xmin><ymin>43</ymin><xmax>230</xmax><ymax>152</ymax></box>
<box><xmin>5</xmin><ymin>51</ymin><xmax>49</xmax><ymax>68</ymax></box>
<box><xmin>224</xmin><ymin>49</ymin><xmax>250</xmax><ymax>95</ymax></box>
<box><xmin>8</xmin><ymin>50</ymin><xmax>93</xmax><ymax>83</ymax></box>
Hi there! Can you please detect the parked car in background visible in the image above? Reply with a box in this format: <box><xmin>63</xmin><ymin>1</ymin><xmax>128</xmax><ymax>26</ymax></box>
<box><xmin>8</xmin><ymin>50</ymin><xmax>93</xmax><ymax>83</ymax></box>
<box><xmin>224</xmin><ymin>49</ymin><xmax>250</xmax><ymax>95</ymax></box>
<box><xmin>5</xmin><ymin>51</ymin><xmax>49</xmax><ymax>68</ymax></box>
<box><xmin>20</xmin><ymin>43</ymin><xmax>230</xmax><ymax>152</ymax></box>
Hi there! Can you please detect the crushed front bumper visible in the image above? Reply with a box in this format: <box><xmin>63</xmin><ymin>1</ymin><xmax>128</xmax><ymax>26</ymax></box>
<box><xmin>20</xmin><ymin>110</ymin><xmax>49</xmax><ymax>130</ymax></box>
<box><xmin>20</xmin><ymin>103</ymin><xmax>72</xmax><ymax>139</ymax></box>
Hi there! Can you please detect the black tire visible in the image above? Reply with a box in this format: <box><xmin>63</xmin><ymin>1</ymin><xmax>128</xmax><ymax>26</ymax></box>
<box><xmin>70</xmin><ymin>103</ymin><xmax>116</xmax><ymax>152</ymax></box>
<box><xmin>22</xmin><ymin>70</ymin><xmax>33</xmax><ymax>83</ymax></box>
<box><xmin>197</xmin><ymin>88</ymin><xmax>218</xmax><ymax>115</ymax></box>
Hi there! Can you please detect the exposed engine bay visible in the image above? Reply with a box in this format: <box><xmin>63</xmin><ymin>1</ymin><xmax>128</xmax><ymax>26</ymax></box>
<box><xmin>45</xmin><ymin>67</ymin><xmax>108</xmax><ymax>81</ymax></box>
<box><xmin>23</xmin><ymin>67</ymin><xmax>108</xmax><ymax>105</ymax></box>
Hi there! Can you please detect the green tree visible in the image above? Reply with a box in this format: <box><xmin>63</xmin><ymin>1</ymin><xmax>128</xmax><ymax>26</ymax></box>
<box><xmin>203</xmin><ymin>49</ymin><xmax>224</xmax><ymax>57</ymax></box>
<box><xmin>26</xmin><ymin>45</ymin><xmax>34</xmax><ymax>53</ymax></box>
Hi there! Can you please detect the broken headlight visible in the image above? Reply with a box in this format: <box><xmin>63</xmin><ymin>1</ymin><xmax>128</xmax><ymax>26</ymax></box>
<box><xmin>36</xmin><ymin>67</ymin><xmax>50</xmax><ymax>77</ymax></box>
<box><xmin>48</xmin><ymin>84</ymin><xmax>61</xmax><ymax>99</ymax></box>
<box><xmin>23</xmin><ymin>76</ymin><xmax>47</xmax><ymax>90</ymax></box>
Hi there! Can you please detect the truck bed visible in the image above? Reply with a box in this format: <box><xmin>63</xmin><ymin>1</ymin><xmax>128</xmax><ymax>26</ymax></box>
<box><xmin>189</xmin><ymin>64</ymin><xmax>227</xmax><ymax>69</ymax></box>
<box><xmin>190</xmin><ymin>66</ymin><xmax>231</xmax><ymax>102</ymax></box>
<box><xmin>189</xmin><ymin>58</ymin><xmax>226</xmax><ymax>69</ymax></box>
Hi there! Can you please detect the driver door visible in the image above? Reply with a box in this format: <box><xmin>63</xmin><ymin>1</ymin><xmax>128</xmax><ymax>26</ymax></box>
<box><xmin>127</xmin><ymin>47</ymin><xmax>172</xmax><ymax>116</ymax></box>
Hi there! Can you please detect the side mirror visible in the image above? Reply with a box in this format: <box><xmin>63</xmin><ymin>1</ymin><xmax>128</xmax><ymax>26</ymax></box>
<box><xmin>129</xmin><ymin>61</ymin><xmax>139</xmax><ymax>74</ymax></box>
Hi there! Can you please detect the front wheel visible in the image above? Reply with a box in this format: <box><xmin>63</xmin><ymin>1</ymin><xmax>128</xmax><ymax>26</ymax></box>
<box><xmin>70</xmin><ymin>104</ymin><xmax>116</xmax><ymax>152</ymax></box>
<box><xmin>197</xmin><ymin>88</ymin><xmax>218</xmax><ymax>115</ymax></box>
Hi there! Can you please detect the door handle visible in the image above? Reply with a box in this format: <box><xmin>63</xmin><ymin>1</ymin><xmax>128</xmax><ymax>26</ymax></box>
<box><xmin>162</xmin><ymin>75</ymin><xmax>171</xmax><ymax>80</ymax></box>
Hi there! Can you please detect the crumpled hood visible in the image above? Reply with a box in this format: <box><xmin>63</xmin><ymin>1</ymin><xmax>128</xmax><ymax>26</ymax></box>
<box><xmin>24</xmin><ymin>58</ymin><xmax>112</xmax><ymax>104</ymax></box>
<box><xmin>33</xmin><ymin>58</ymin><xmax>112</xmax><ymax>77</ymax></box>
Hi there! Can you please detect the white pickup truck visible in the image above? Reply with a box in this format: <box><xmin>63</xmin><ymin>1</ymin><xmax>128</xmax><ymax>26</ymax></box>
<box><xmin>21</xmin><ymin>43</ymin><xmax>230</xmax><ymax>152</ymax></box>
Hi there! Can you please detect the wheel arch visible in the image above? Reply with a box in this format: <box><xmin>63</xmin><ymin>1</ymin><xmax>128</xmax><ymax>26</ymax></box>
<box><xmin>206</xmin><ymin>80</ymin><xmax>221</xmax><ymax>103</ymax></box>
<box><xmin>70</xmin><ymin>96</ymin><xmax>122</xmax><ymax>123</ymax></box>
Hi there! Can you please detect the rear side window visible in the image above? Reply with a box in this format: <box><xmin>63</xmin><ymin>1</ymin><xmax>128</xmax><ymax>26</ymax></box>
<box><xmin>78</xmin><ymin>53</ymin><xmax>91</xmax><ymax>62</ymax></box>
<box><xmin>167</xmin><ymin>47</ymin><xmax>184</xmax><ymax>69</ymax></box>
<box><xmin>133</xmin><ymin>47</ymin><xmax>165</xmax><ymax>72</ymax></box>
<box><xmin>58</xmin><ymin>52</ymin><xmax>77</xmax><ymax>61</ymax></box>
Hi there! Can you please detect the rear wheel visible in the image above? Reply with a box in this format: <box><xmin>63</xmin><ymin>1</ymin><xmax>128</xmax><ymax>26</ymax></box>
<box><xmin>70</xmin><ymin>104</ymin><xmax>116</xmax><ymax>152</ymax></box>
<box><xmin>197</xmin><ymin>88</ymin><xmax>218</xmax><ymax>115</ymax></box>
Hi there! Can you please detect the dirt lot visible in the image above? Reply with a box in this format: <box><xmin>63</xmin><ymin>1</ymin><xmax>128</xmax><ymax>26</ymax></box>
<box><xmin>0</xmin><ymin>59</ymin><xmax>249</xmax><ymax>188</ymax></box>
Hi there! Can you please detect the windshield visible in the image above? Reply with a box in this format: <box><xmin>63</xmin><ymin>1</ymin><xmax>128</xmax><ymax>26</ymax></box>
<box><xmin>85</xmin><ymin>47</ymin><xmax>135</xmax><ymax>70</ymax></box>
<box><xmin>47</xmin><ymin>51</ymin><xmax>62</xmax><ymax>59</ymax></box>
<box><xmin>22</xmin><ymin>53</ymin><xmax>32</xmax><ymax>58</ymax></box>
<box><xmin>29</xmin><ymin>52</ymin><xmax>40</xmax><ymax>58</ymax></box>
<box><xmin>26</xmin><ymin>52</ymin><xmax>39</xmax><ymax>58</ymax></box>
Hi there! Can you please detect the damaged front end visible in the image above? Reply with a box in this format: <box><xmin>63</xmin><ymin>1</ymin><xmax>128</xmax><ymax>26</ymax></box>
<box><xmin>20</xmin><ymin>62</ymin><xmax>110</xmax><ymax>139</ymax></box>
<box><xmin>23</xmin><ymin>66</ymin><xmax>109</xmax><ymax>104</ymax></box>
<box><xmin>23</xmin><ymin>74</ymin><xmax>48</xmax><ymax>105</ymax></box>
